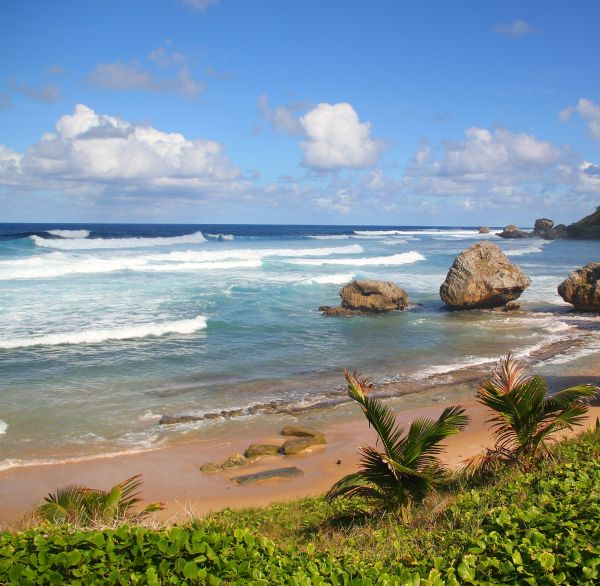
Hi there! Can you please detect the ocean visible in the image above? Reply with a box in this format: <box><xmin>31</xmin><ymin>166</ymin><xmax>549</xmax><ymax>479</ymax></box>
<box><xmin>0</xmin><ymin>223</ymin><xmax>598</xmax><ymax>470</ymax></box>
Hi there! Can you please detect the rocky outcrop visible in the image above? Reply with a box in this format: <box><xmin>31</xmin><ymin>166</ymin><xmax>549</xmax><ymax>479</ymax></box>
<box><xmin>232</xmin><ymin>467</ymin><xmax>304</xmax><ymax>485</ymax></box>
<box><xmin>200</xmin><ymin>453</ymin><xmax>247</xmax><ymax>473</ymax></box>
<box><xmin>557</xmin><ymin>263</ymin><xmax>600</xmax><ymax>312</ymax></box>
<box><xmin>533</xmin><ymin>219</ymin><xmax>554</xmax><ymax>238</ymax></box>
<box><xmin>280</xmin><ymin>425</ymin><xmax>326</xmax><ymax>454</ymax></box>
<box><xmin>497</xmin><ymin>225</ymin><xmax>533</xmax><ymax>239</ymax></box>
<box><xmin>320</xmin><ymin>279</ymin><xmax>409</xmax><ymax>316</ymax></box>
<box><xmin>567</xmin><ymin>206</ymin><xmax>600</xmax><ymax>239</ymax></box>
<box><xmin>440</xmin><ymin>242</ymin><xmax>531</xmax><ymax>309</ymax></box>
<box><xmin>244</xmin><ymin>444</ymin><xmax>281</xmax><ymax>458</ymax></box>
<box><xmin>533</xmin><ymin>218</ymin><xmax>568</xmax><ymax>240</ymax></box>
<box><xmin>478</xmin><ymin>226</ymin><xmax>491</xmax><ymax>234</ymax></box>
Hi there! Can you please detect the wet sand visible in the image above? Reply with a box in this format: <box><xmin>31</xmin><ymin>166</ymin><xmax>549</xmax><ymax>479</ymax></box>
<box><xmin>2</xmin><ymin>393</ymin><xmax>599</xmax><ymax>529</ymax></box>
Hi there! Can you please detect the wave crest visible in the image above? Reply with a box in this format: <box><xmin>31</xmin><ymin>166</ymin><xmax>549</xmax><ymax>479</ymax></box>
<box><xmin>0</xmin><ymin>316</ymin><xmax>208</xmax><ymax>349</ymax></box>
<box><xmin>287</xmin><ymin>251</ymin><xmax>426</xmax><ymax>267</ymax></box>
<box><xmin>47</xmin><ymin>229</ymin><xmax>90</xmax><ymax>239</ymax></box>
<box><xmin>31</xmin><ymin>231</ymin><xmax>207</xmax><ymax>250</ymax></box>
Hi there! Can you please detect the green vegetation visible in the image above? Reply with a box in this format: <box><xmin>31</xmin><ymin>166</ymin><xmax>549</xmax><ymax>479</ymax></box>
<box><xmin>1</xmin><ymin>430</ymin><xmax>599</xmax><ymax>584</ymax></box>
<box><xmin>468</xmin><ymin>353</ymin><xmax>597</xmax><ymax>475</ymax></box>
<box><xmin>1</xmin><ymin>358</ymin><xmax>598</xmax><ymax>584</ymax></box>
<box><xmin>567</xmin><ymin>205</ymin><xmax>600</xmax><ymax>239</ymax></box>
<box><xmin>326</xmin><ymin>371</ymin><xmax>468</xmax><ymax>518</ymax></box>
<box><xmin>35</xmin><ymin>475</ymin><xmax>165</xmax><ymax>527</ymax></box>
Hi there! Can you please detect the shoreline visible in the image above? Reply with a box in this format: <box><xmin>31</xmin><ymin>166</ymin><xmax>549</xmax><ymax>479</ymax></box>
<box><xmin>2</xmin><ymin>379</ymin><xmax>599</xmax><ymax>528</ymax></box>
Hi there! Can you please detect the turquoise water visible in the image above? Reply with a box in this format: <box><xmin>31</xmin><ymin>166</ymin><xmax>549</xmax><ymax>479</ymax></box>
<box><xmin>0</xmin><ymin>224</ymin><xmax>598</xmax><ymax>468</ymax></box>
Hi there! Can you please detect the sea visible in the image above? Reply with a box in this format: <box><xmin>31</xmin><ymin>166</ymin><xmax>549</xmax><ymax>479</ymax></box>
<box><xmin>0</xmin><ymin>223</ymin><xmax>598</xmax><ymax>471</ymax></box>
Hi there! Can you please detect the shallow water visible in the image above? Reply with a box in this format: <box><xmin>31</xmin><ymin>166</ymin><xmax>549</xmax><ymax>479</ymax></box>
<box><xmin>0</xmin><ymin>223</ymin><xmax>598</xmax><ymax>469</ymax></box>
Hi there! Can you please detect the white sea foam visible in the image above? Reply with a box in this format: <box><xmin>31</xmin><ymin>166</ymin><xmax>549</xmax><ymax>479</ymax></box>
<box><xmin>353</xmin><ymin>230</ymin><xmax>408</xmax><ymax>236</ymax></box>
<box><xmin>31</xmin><ymin>231</ymin><xmax>207</xmax><ymax>250</ymax></box>
<box><xmin>308</xmin><ymin>235</ymin><xmax>350</xmax><ymax>240</ymax></box>
<box><xmin>299</xmin><ymin>273</ymin><xmax>355</xmax><ymax>285</ymax></box>
<box><xmin>0</xmin><ymin>420</ymin><xmax>7</xmax><ymax>435</ymax></box>
<box><xmin>504</xmin><ymin>242</ymin><xmax>547</xmax><ymax>256</ymax></box>
<box><xmin>544</xmin><ymin>336</ymin><xmax>600</xmax><ymax>365</ymax></box>
<box><xmin>286</xmin><ymin>251</ymin><xmax>426</xmax><ymax>267</ymax></box>
<box><xmin>152</xmin><ymin>244</ymin><xmax>363</xmax><ymax>263</ymax></box>
<box><xmin>47</xmin><ymin>229</ymin><xmax>90</xmax><ymax>239</ymax></box>
<box><xmin>206</xmin><ymin>233</ymin><xmax>234</xmax><ymax>240</ymax></box>
<box><xmin>0</xmin><ymin>315</ymin><xmax>207</xmax><ymax>349</ymax></box>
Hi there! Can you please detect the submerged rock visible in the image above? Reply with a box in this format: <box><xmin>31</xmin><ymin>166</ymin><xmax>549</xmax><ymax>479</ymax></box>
<box><xmin>232</xmin><ymin>466</ymin><xmax>304</xmax><ymax>485</ymax></box>
<box><xmin>319</xmin><ymin>306</ymin><xmax>363</xmax><ymax>317</ymax></box>
<box><xmin>159</xmin><ymin>414</ymin><xmax>203</xmax><ymax>425</ymax></box>
<box><xmin>244</xmin><ymin>444</ymin><xmax>281</xmax><ymax>458</ymax></box>
<box><xmin>200</xmin><ymin>452</ymin><xmax>247</xmax><ymax>473</ymax></box>
<box><xmin>321</xmin><ymin>279</ymin><xmax>409</xmax><ymax>315</ymax></box>
<box><xmin>557</xmin><ymin>263</ymin><xmax>600</xmax><ymax>312</ymax></box>
<box><xmin>281</xmin><ymin>435</ymin><xmax>326</xmax><ymax>454</ymax></box>
<box><xmin>440</xmin><ymin>242</ymin><xmax>531</xmax><ymax>309</ymax></box>
<box><xmin>281</xmin><ymin>425</ymin><xmax>324</xmax><ymax>438</ymax></box>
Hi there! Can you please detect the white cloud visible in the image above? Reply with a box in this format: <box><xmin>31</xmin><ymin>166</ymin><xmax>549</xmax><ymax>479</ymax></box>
<box><xmin>494</xmin><ymin>19</ymin><xmax>536</xmax><ymax>37</ymax></box>
<box><xmin>560</xmin><ymin>98</ymin><xmax>600</xmax><ymax>141</ymax></box>
<box><xmin>299</xmin><ymin>102</ymin><xmax>384</xmax><ymax>170</ymax></box>
<box><xmin>181</xmin><ymin>0</ymin><xmax>218</xmax><ymax>11</ymax></box>
<box><xmin>10</xmin><ymin>81</ymin><xmax>61</xmax><ymax>103</ymax></box>
<box><xmin>0</xmin><ymin>104</ymin><xmax>243</xmax><ymax>200</ymax></box>
<box><xmin>257</xmin><ymin>94</ymin><xmax>304</xmax><ymax>135</ymax></box>
<box><xmin>87</xmin><ymin>62</ymin><xmax>205</xmax><ymax>99</ymax></box>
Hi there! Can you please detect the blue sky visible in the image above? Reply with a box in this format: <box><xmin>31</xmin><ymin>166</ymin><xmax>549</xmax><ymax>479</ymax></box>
<box><xmin>1</xmin><ymin>0</ymin><xmax>600</xmax><ymax>225</ymax></box>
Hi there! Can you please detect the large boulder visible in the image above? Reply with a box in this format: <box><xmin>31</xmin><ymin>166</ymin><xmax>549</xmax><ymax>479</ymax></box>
<box><xmin>344</xmin><ymin>280</ymin><xmax>408</xmax><ymax>311</ymax></box>
<box><xmin>533</xmin><ymin>218</ymin><xmax>554</xmax><ymax>238</ymax></box>
<box><xmin>497</xmin><ymin>224</ymin><xmax>533</xmax><ymax>239</ymax></box>
<box><xmin>320</xmin><ymin>279</ymin><xmax>409</xmax><ymax>316</ymax></box>
<box><xmin>440</xmin><ymin>242</ymin><xmax>531</xmax><ymax>309</ymax></box>
<box><xmin>557</xmin><ymin>263</ymin><xmax>600</xmax><ymax>312</ymax></box>
<box><xmin>478</xmin><ymin>226</ymin><xmax>491</xmax><ymax>234</ymax></box>
<box><xmin>566</xmin><ymin>206</ymin><xmax>600</xmax><ymax>239</ymax></box>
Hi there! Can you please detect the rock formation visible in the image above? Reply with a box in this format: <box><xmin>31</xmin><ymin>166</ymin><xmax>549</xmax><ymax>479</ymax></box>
<box><xmin>440</xmin><ymin>242</ymin><xmax>531</xmax><ymax>309</ymax></box>
<box><xmin>320</xmin><ymin>279</ymin><xmax>409</xmax><ymax>316</ymax></box>
<box><xmin>566</xmin><ymin>206</ymin><xmax>600</xmax><ymax>239</ymax></box>
<box><xmin>478</xmin><ymin>226</ymin><xmax>491</xmax><ymax>234</ymax></box>
<box><xmin>496</xmin><ymin>225</ymin><xmax>533</xmax><ymax>239</ymax></box>
<box><xmin>557</xmin><ymin>263</ymin><xmax>600</xmax><ymax>312</ymax></box>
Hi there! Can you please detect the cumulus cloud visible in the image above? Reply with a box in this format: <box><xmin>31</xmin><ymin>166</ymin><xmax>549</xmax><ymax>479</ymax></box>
<box><xmin>560</xmin><ymin>98</ymin><xmax>600</xmax><ymax>141</ymax></box>
<box><xmin>0</xmin><ymin>104</ymin><xmax>243</xmax><ymax>201</ymax></box>
<box><xmin>88</xmin><ymin>62</ymin><xmax>205</xmax><ymax>99</ymax></box>
<box><xmin>299</xmin><ymin>102</ymin><xmax>384</xmax><ymax>170</ymax></box>
<box><xmin>404</xmin><ymin>126</ymin><xmax>566</xmax><ymax>202</ymax></box>
<box><xmin>494</xmin><ymin>19</ymin><xmax>536</xmax><ymax>37</ymax></box>
<box><xmin>181</xmin><ymin>0</ymin><xmax>218</xmax><ymax>11</ymax></box>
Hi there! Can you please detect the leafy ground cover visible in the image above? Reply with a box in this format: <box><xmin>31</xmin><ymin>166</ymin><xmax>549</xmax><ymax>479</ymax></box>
<box><xmin>1</xmin><ymin>429</ymin><xmax>598</xmax><ymax>585</ymax></box>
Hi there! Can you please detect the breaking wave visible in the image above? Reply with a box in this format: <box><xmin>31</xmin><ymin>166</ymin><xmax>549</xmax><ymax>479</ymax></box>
<box><xmin>47</xmin><ymin>229</ymin><xmax>90</xmax><ymax>239</ymax></box>
<box><xmin>31</xmin><ymin>231</ymin><xmax>208</xmax><ymax>250</ymax></box>
<box><xmin>0</xmin><ymin>316</ymin><xmax>208</xmax><ymax>349</ymax></box>
<box><xmin>298</xmin><ymin>273</ymin><xmax>355</xmax><ymax>285</ymax></box>
<box><xmin>0</xmin><ymin>420</ymin><xmax>7</xmax><ymax>435</ymax></box>
<box><xmin>286</xmin><ymin>251</ymin><xmax>426</xmax><ymax>267</ymax></box>
<box><xmin>206</xmin><ymin>233</ymin><xmax>234</xmax><ymax>241</ymax></box>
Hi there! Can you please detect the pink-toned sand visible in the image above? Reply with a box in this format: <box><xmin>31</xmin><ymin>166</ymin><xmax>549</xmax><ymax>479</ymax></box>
<box><xmin>2</xmin><ymin>397</ymin><xmax>599</xmax><ymax>528</ymax></box>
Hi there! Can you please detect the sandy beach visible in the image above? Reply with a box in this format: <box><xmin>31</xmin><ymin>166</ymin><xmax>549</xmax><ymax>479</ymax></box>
<box><xmin>2</xmin><ymin>384</ymin><xmax>599</xmax><ymax>529</ymax></box>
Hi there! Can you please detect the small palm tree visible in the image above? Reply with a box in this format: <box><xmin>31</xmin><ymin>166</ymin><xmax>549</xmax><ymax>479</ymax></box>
<box><xmin>36</xmin><ymin>474</ymin><xmax>164</xmax><ymax>526</ymax></box>
<box><xmin>326</xmin><ymin>371</ymin><xmax>469</xmax><ymax>517</ymax></box>
<box><xmin>468</xmin><ymin>353</ymin><xmax>598</xmax><ymax>473</ymax></box>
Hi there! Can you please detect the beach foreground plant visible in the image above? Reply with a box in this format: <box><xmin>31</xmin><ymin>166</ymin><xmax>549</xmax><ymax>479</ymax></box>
<box><xmin>467</xmin><ymin>353</ymin><xmax>598</xmax><ymax>475</ymax></box>
<box><xmin>326</xmin><ymin>371</ymin><xmax>469</xmax><ymax>517</ymax></box>
<box><xmin>35</xmin><ymin>474</ymin><xmax>165</xmax><ymax>526</ymax></box>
